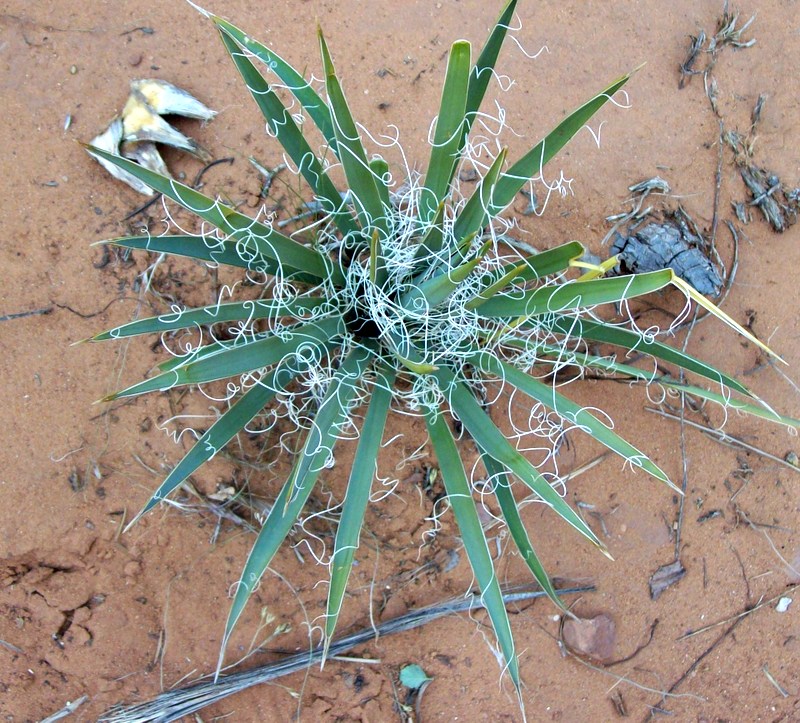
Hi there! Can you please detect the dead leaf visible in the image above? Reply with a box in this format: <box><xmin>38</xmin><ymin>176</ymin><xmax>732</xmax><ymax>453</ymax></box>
<box><xmin>649</xmin><ymin>559</ymin><xmax>686</xmax><ymax>600</ymax></box>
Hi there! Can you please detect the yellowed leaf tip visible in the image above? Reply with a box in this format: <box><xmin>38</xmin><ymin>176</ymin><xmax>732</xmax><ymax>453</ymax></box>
<box><xmin>672</xmin><ymin>274</ymin><xmax>786</xmax><ymax>364</ymax></box>
<box><xmin>599</xmin><ymin>546</ymin><xmax>615</xmax><ymax>562</ymax></box>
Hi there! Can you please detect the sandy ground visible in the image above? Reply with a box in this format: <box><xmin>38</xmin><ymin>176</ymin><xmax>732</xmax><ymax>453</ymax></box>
<box><xmin>1</xmin><ymin>1</ymin><xmax>799</xmax><ymax>721</ymax></box>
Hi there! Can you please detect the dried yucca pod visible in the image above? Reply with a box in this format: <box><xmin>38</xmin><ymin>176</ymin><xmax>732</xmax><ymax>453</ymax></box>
<box><xmin>86</xmin><ymin>79</ymin><xmax>214</xmax><ymax>193</ymax></box>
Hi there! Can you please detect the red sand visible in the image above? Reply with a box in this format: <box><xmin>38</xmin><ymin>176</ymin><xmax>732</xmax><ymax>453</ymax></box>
<box><xmin>1</xmin><ymin>1</ymin><xmax>799</xmax><ymax>720</ymax></box>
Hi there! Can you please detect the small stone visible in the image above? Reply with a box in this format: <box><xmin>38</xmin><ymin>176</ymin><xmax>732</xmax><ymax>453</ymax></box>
<box><xmin>69</xmin><ymin>64</ymin><xmax>78</xmax><ymax>75</ymax></box>
<box><xmin>128</xmin><ymin>53</ymin><xmax>143</xmax><ymax>67</ymax></box>
<box><xmin>784</xmin><ymin>451</ymin><xmax>799</xmax><ymax>468</ymax></box>
<box><xmin>67</xmin><ymin>624</ymin><xmax>92</xmax><ymax>646</ymax></box>
<box><xmin>562</xmin><ymin>613</ymin><xmax>616</xmax><ymax>662</ymax></box>
<box><xmin>776</xmin><ymin>597</ymin><xmax>792</xmax><ymax>613</ymax></box>
<box><xmin>123</xmin><ymin>561</ymin><xmax>142</xmax><ymax>578</ymax></box>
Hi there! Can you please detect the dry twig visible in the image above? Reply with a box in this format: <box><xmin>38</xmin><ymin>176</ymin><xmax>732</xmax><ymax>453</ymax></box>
<box><xmin>99</xmin><ymin>584</ymin><xmax>594</xmax><ymax>722</ymax></box>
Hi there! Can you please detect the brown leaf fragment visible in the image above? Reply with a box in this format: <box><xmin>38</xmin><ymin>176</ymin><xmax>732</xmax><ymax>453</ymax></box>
<box><xmin>649</xmin><ymin>559</ymin><xmax>686</xmax><ymax>600</ymax></box>
<box><xmin>610</xmin><ymin>689</ymin><xmax>628</xmax><ymax>717</ymax></box>
<box><xmin>562</xmin><ymin>613</ymin><xmax>616</xmax><ymax>662</ymax></box>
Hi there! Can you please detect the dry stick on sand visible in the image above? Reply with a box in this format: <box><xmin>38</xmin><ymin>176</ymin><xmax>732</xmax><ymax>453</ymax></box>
<box><xmin>670</xmin><ymin>296</ymin><xmax>702</xmax><ymax>563</ymax></box>
<box><xmin>644</xmin><ymin>583</ymin><xmax>800</xmax><ymax>719</ymax></box>
<box><xmin>631</xmin><ymin>118</ymin><xmax>727</xmax><ymax>558</ymax></box>
<box><xmin>98</xmin><ymin>584</ymin><xmax>594</xmax><ymax>723</ymax></box>
<box><xmin>646</xmin><ymin>610</ymin><xmax>744</xmax><ymax>718</ymax></box>
<box><xmin>40</xmin><ymin>696</ymin><xmax>89</xmax><ymax>723</ymax></box>
<box><xmin>0</xmin><ymin>306</ymin><xmax>53</xmax><ymax>322</ymax></box>
<box><xmin>644</xmin><ymin>407</ymin><xmax>800</xmax><ymax>475</ymax></box>
<box><xmin>678</xmin><ymin>583</ymin><xmax>800</xmax><ymax>642</ymax></box>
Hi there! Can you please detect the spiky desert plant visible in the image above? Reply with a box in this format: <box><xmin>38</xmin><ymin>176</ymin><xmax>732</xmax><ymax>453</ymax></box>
<box><xmin>85</xmin><ymin>0</ymin><xmax>797</xmax><ymax>691</ymax></box>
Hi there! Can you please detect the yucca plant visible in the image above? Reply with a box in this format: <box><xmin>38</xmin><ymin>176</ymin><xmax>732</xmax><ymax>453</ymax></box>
<box><xmin>85</xmin><ymin>0</ymin><xmax>797</xmax><ymax>693</ymax></box>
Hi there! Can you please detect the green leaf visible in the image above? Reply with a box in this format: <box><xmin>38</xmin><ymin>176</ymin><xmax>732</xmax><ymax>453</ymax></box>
<box><xmin>91</xmin><ymin>297</ymin><xmax>327</xmax><ymax>341</ymax></box>
<box><xmin>469</xmin><ymin>352</ymin><xmax>677</xmax><ymax>492</ymax></box>
<box><xmin>534</xmin><ymin>345</ymin><xmax>800</xmax><ymax>428</ymax></box>
<box><xmin>324</xmin><ymin>364</ymin><xmax>396</xmax><ymax>655</ymax></box>
<box><xmin>425</xmin><ymin>408</ymin><xmax>519</xmax><ymax>690</ymax></box>
<box><xmin>157</xmin><ymin>339</ymin><xmax>234</xmax><ymax>372</ymax></box>
<box><xmin>85</xmin><ymin>145</ymin><xmax>343</xmax><ymax>285</ymax></box>
<box><xmin>216</xmin><ymin>26</ymin><xmax>358</xmax><ymax>238</ymax></box>
<box><xmin>465</xmin><ymin>261</ymin><xmax>527</xmax><ymax>310</ymax></box>
<box><xmin>543</xmin><ymin>313</ymin><xmax>753</xmax><ymax>397</ymax></box>
<box><xmin>466</xmin><ymin>241</ymin><xmax>586</xmax><ymax>310</ymax></box>
<box><xmin>393</xmin><ymin>353</ymin><xmax>439</xmax><ymax>375</ymax></box>
<box><xmin>403</xmin><ymin>238</ymin><xmax>487</xmax><ymax>309</ymax></box>
<box><xmin>461</xmin><ymin>0</ymin><xmax>519</xmax><ymax>144</ymax></box>
<box><xmin>451</xmin><ymin>148</ymin><xmax>508</xmax><ymax>248</ymax></box>
<box><xmin>661</xmin><ymin>382</ymin><xmax>800</xmax><ymax>427</ymax></box>
<box><xmin>420</xmin><ymin>40</ymin><xmax>471</xmax><ymax>223</ymax></box>
<box><xmin>318</xmin><ymin>30</ymin><xmax>386</xmax><ymax>235</ymax></box>
<box><xmin>126</xmin><ymin>364</ymin><xmax>297</xmax><ymax>528</ymax></box>
<box><xmin>475</xmin><ymin>239</ymin><xmax>587</xmax><ymax>310</ymax></box>
<box><xmin>412</xmin><ymin>200</ymin><xmax>446</xmax><ymax>262</ymax></box>
<box><xmin>367</xmin><ymin>228</ymin><xmax>387</xmax><ymax>287</ymax></box>
<box><xmin>399</xmin><ymin>663</ymin><xmax>432</xmax><ymax>690</ymax></box>
<box><xmin>506</xmin><ymin>240</ymin><xmax>585</xmax><ymax>283</ymax></box>
<box><xmin>478</xmin><ymin>269</ymin><xmax>673</xmax><ymax>318</ymax></box>
<box><xmin>496</xmin><ymin>71</ymin><xmax>634</xmax><ymax>205</ymax></box>
<box><xmin>103</xmin><ymin>234</ymin><xmax>270</xmax><ymax>272</ymax></box>
<box><xmin>104</xmin><ymin>316</ymin><xmax>343</xmax><ymax>400</ymax></box>
<box><xmin>434</xmin><ymin>367</ymin><xmax>607</xmax><ymax>553</ymax></box>
<box><xmin>369</xmin><ymin>157</ymin><xmax>392</xmax><ymax>210</ymax></box>
<box><xmin>210</xmin><ymin>15</ymin><xmax>338</xmax><ymax>154</ymax></box>
<box><xmin>222</xmin><ymin>343</ymin><xmax>376</xmax><ymax>656</ymax></box>
<box><xmin>470</xmin><ymin>72</ymin><xmax>635</xmax><ymax>230</ymax></box>
<box><xmin>480</xmin><ymin>451</ymin><xmax>565</xmax><ymax>610</ymax></box>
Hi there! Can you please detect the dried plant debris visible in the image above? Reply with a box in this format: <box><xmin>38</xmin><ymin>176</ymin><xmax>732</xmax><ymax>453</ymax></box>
<box><xmin>611</xmin><ymin>214</ymin><xmax>723</xmax><ymax>297</ymax></box>
<box><xmin>649</xmin><ymin>559</ymin><xmax>686</xmax><ymax>600</ymax></box>
<box><xmin>89</xmin><ymin>118</ymin><xmax>153</xmax><ymax>196</ymax></box>
<box><xmin>129</xmin><ymin>79</ymin><xmax>216</xmax><ymax>120</ymax></box>
<box><xmin>739</xmin><ymin>167</ymin><xmax>798</xmax><ymax>232</ymax></box>
<box><xmin>726</xmin><ymin>129</ymin><xmax>799</xmax><ymax>233</ymax></box>
<box><xmin>678</xmin><ymin>30</ymin><xmax>706</xmax><ymax>89</ymax></box>
<box><xmin>708</xmin><ymin>4</ymin><xmax>756</xmax><ymax>52</ymax></box>
<box><xmin>602</xmin><ymin>177</ymin><xmax>671</xmax><ymax>246</ymax></box>
<box><xmin>87</xmin><ymin>79</ymin><xmax>215</xmax><ymax>195</ymax></box>
<box><xmin>678</xmin><ymin>2</ymin><xmax>756</xmax><ymax>88</ymax></box>
<box><xmin>99</xmin><ymin>584</ymin><xmax>594</xmax><ymax>722</ymax></box>
<box><xmin>750</xmin><ymin>92</ymin><xmax>767</xmax><ymax>131</ymax></box>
